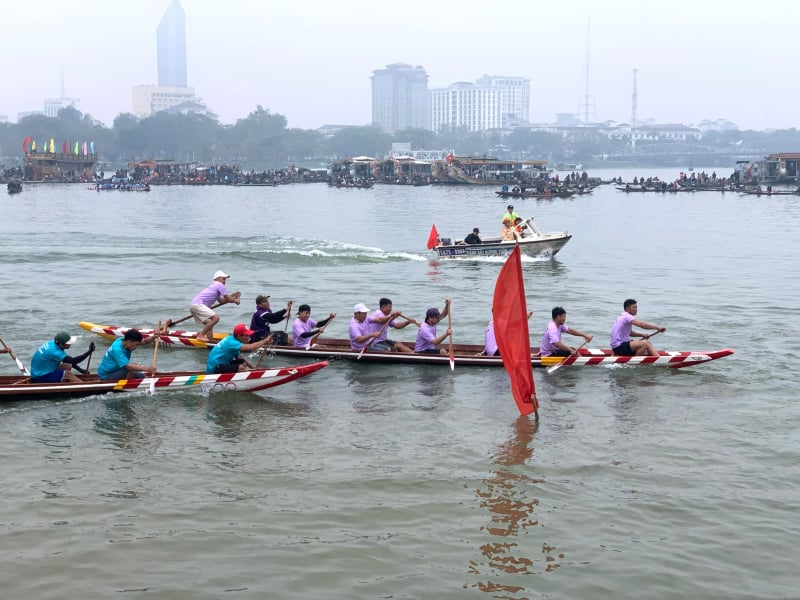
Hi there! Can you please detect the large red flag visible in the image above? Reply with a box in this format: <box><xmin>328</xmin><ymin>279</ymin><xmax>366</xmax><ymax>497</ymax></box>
<box><xmin>493</xmin><ymin>245</ymin><xmax>538</xmax><ymax>416</ymax></box>
<box><xmin>426</xmin><ymin>224</ymin><xmax>439</xmax><ymax>250</ymax></box>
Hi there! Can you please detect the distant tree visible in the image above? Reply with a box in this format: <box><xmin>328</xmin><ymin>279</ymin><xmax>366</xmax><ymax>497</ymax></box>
<box><xmin>391</xmin><ymin>127</ymin><xmax>438</xmax><ymax>149</ymax></box>
<box><xmin>324</xmin><ymin>126</ymin><xmax>391</xmax><ymax>158</ymax></box>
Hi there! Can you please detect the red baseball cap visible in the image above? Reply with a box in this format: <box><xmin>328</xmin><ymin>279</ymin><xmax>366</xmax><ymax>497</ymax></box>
<box><xmin>233</xmin><ymin>323</ymin><xmax>254</xmax><ymax>337</ymax></box>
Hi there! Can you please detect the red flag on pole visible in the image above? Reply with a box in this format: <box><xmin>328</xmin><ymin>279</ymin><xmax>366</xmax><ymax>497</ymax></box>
<box><xmin>493</xmin><ymin>245</ymin><xmax>538</xmax><ymax>416</ymax></box>
<box><xmin>426</xmin><ymin>224</ymin><xmax>439</xmax><ymax>250</ymax></box>
<box><xmin>22</xmin><ymin>136</ymin><xmax>33</xmax><ymax>153</ymax></box>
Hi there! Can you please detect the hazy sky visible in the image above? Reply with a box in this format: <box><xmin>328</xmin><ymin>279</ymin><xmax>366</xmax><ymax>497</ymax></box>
<box><xmin>3</xmin><ymin>0</ymin><xmax>799</xmax><ymax>130</ymax></box>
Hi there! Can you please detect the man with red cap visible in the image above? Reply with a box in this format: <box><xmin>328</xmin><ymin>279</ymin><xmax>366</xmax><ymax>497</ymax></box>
<box><xmin>206</xmin><ymin>323</ymin><xmax>272</xmax><ymax>374</ymax></box>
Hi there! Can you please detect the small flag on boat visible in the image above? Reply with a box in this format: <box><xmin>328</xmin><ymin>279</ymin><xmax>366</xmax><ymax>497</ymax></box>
<box><xmin>49</xmin><ymin>138</ymin><xmax>54</xmax><ymax>153</ymax></box>
<box><xmin>90</xmin><ymin>141</ymin><xmax>94</xmax><ymax>154</ymax></box>
<box><xmin>22</xmin><ymin>136</ymin><xmax>33</xmax><ymax>153</ymax></box>
<box><xmin>83</xmin><ymin>141</ymin><xmax>88</xmax><ymax>156</ymax></box>
<box><xmin>493</xmin><ymin>245</ymin><xmax>538</xmax><ymax>416</ymax></box>
<box><xmin>74</xmin><ymin>141</ymin><xmax>79</xmax><ymax>155</ymax></box>
<box><xmin>62</xmin><ymin>140</ymin><xmax>67</xmax><ymax>154</ymax></box>
<box><xmin>426</xmin><ymin>224</ymin><xmax>439</xmax><ymax>250</ymax></box>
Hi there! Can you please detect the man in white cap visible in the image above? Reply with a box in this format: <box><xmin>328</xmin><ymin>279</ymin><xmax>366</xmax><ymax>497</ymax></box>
<box><xmin>30</xmin><ymin>332</ymin><xmax>87</xmax><ymax>383</ymax></box>
<box><xmin>189</xmin><ymin>270</ymin><xmax>242</xmax><ymax>342</ymax></box>
<box><xmin>348</xmin><ymin>302</ymin><xmax>381</xmax><ymax>351</ymax></box>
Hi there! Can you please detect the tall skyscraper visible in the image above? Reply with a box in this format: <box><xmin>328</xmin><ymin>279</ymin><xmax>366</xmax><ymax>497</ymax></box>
<box><xmin>157</xmin><ymin>0</ymin><xmax>187</xmax><ymax>87</ymax></box>
<box><xmin>371</xmin><ymin>63</ymin><xmax>430</xmax><ymax>132</ymax></box>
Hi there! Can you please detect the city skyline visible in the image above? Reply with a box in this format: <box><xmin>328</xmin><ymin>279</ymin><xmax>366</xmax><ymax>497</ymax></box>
<box><xmin>2</xmin><ymin>0</ymin><xmax>799</xmax><ymax>131</ymax></box>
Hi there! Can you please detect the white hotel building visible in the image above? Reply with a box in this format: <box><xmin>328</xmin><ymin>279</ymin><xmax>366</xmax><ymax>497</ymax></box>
<box><xmin>430</xmin><ymin>75</ymin><xmax>530</xmax><ymax>132</ymax></box>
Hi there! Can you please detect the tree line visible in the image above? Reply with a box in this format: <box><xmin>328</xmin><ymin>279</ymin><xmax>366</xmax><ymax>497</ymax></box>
<box><xmin>2</xmin><ymin>105</ymin><xmax>800</xmax><ymax>170</ymax></box>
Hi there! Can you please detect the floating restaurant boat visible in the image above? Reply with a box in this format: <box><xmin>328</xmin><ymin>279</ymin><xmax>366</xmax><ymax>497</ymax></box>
<box><xmin>0</xmin><ymin>361</ymin><xmax>328</xmax><ymax>402</ymax></box>
<box><xmin>76</xmin><ymin>322</ymin><xmax>733</xmax><ymax>370</ymax></box>
<box><xmin>429</xmin><ymin>217</ymin><xmax>571</xmax><ymax>259</ymax></box>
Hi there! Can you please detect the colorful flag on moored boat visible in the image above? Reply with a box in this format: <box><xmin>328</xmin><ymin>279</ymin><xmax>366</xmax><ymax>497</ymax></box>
<box><xmin>49</xmin><ymin>138</ymin><xmax>54</xmax><ymax>153</ymax></box>
<box><xmin>90</xmin><ymin>141</ymin><xmax>94</xmax><ymax>154</ymax></box>
<box><xmin>74</xmin><ymin>141</ymin><xmax>79</xmax><ymax>155</ymax></box>
<box><xmin>62</xmin><ymin>140</ymin><xmax>67</xmax><ymax>154</ymax></box>
<box><xmin>493</xmin><ymin>245</ymin><xmax>538</xmax><ymax>416</ymax></box>
<box><xmin>83</xmin><ymin>141</ymin><xmax>87</xmax><ymax>156</ymax></box>
<box><xmin>22</xmin><ymin>136</ymin><xmax>33</xmax><ymax>152</ymax></box>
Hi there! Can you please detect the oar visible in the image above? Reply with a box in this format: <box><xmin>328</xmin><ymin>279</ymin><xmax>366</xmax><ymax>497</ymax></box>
<box><xmin>447</xmin><ymin>306</ymin><xmax>454</xmax><ymax>371</ymax></box>
<box><xmin>644</xmin><ymin>330</ymin><xmax>663</xmax><ymax>342</ymax></box>
<box><xmin>305</xmin><ymin>316</ymin><xmax>335</xmax><ymax>350</ymax></box>
<box><xmin>398</xmin><ymin>314</ymin><xmax>420</xmax><ymax>327</ymax></box>
<box><xmin>0</xmin><ymin>334</ymin><xmax>30</xmax><ymax>376</ymax></box>
<box><xmin>546</xmin><ymin>339</ymin><xmax>589</xmax><ymax>374</ymax></box>
<box><xmin>357</xmin><ymin>320</ymin><xmax>391</xmax><ymax>360</ymax></box>
<box><xmin>152</xmin><ymin>321</ymin><xmax>161</xmax><ymax>372</ymax></box>
<box><xmin>166</xmin><ymin>303</ymin><xmax>222</xmax><ymax>328</ymax></box>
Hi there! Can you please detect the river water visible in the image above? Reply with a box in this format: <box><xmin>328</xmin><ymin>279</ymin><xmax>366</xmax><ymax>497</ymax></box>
<box><xmin>1</xmin><ymin>170</ymin><xmax>798</xmax><ymax>599</ymax></box>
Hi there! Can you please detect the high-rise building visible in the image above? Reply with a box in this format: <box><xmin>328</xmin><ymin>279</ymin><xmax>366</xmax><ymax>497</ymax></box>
<box><xmin>157</xmin><ymin>0</ymin><xmax>187</xmax><ymax>87</ymax></box>
<box><xmin>430</xmin><ymin>82</ymin><xmax>503</xmax><ymax>132</ymax></box>
<box><xmin>475</xmin><ymin>75</ymin><xmax>530</xmax><ymax>125</ymax></box>
<box><xmin>430</xmin><ymin>75</ymin><xmax>530</xmax><ymax>132</ymax></box>
<box><xmin>133</xmin><ymin>0</ymin><xmax>207</xmax><ymax>118</ymax></box>
<box><xmin>371</xmin><ymin>63</ymin><xmax>430</xmax><ymax>132</ymax></box>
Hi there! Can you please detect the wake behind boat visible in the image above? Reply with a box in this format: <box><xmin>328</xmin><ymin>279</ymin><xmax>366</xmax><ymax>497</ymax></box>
<box><xmin>77</xmin><ymin>323</ymin><xmax>732</xmax><ymax>369</ymax></box>
<box><xmin>428</xmin><ymin>217</ymin><xmax>571</xmax><ymax>259</ymax></box>
<box><xmin>0</xmin><ymin>361</ymin><xmax>328</xmax><ymax>402</ymax></box>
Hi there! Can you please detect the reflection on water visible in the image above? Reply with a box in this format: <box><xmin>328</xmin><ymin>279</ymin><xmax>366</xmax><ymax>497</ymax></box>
<box><xmin>468</xmin><ymin>415</ymin><xmax>564</xmax><ymax>597</ymax></box>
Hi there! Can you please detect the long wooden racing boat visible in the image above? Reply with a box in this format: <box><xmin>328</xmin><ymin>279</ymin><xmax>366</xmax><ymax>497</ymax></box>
<box><xmin>77</xmin><ymin>323</ymin><xmax>733</xmax><ymax>369</ymax></box>
<box><xmin>0</xmin><ymin>361</ymin><xmax>328</xmax><ymax>402</ymax></box>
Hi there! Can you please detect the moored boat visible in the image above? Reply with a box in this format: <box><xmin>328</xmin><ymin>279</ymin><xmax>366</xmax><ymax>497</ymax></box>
<box><xmin>0</xmin><ymin>361</ymin><xmax>328</xmax><ymax>402</ymax></box>
<box><xmin>76</xmin><ymin>323</ymin><xmax>733</xmax><ymax>369</ymax></box>
<box><xmin>430</xmin><ymin>217</ymin><xmax>571</xmax><ymax>259</ymax></box>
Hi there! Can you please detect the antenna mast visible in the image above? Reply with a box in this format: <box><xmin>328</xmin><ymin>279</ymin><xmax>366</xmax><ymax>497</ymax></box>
<box><xmin>578</xmin><ymin>17</ymin><xmax>596</xmax><ymax>124</ymax></box>
<box><xmin>631</xmin><ymin>68</ymin><xmax>638</xmax><ymax>149</ymax></box>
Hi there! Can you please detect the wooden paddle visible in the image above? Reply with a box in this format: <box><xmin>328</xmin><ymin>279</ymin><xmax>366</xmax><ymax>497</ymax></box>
<box><xmin>357</xmin><ymin>319</ymin><xmax>392</xmax><ymax>360</ymax></box>
<box><xmin>167</xmin><ymin>303</ymin><xmax>222</xmax><ymax>328</ymax></box>
<box><xmin>546</xmin><ymin>339</ymin><xmax>589</xmax><ymax>374</ymax></box>
<box><xmin>0</xmin><ymin>334</ymin><xmax>30</xmax><ymax>376</ymax></box>
<box><xmin>447</xmin><ymin>305</ymin><xmax>454</xmax><ymax>371</ymax></box>
<box><xmin>152</xmin><ymin>321</ymin><xmax>161</xmax><ymax>372</ymax></box>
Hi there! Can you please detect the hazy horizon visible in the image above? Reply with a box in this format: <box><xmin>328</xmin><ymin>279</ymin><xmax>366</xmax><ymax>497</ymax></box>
<box><xmin>3</xmin><ymin>0</ymin><xmax>799</xmax><ymax>131</ymax></box>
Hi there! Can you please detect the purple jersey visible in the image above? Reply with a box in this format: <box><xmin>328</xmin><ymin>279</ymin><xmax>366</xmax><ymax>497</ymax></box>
<box><xmin>367</xmin><ymin>309</ymin><xmax>396</xmax><ymax>342</ymax></box>
<box><xmin>292</xmin><ymin>317</ymin><xmax>318</xmax><ymax>347</ymax></box>
<box><xmin>191</xmin><ymin>281</ymin><xmax>227</xmax><ymax>307</ymax></box>
<box><xmin>484</xmin><ymin>321</ymin><xmax>498</xmax><ymax>356</ymax></box>
<box><xmin>540</xmin><ymin>320</ymin><xmax>568</xmax><ymax>356</ymax></box>
<box><xmin>610</xmin><ymin>311</ymin><xmax>635</xmax><ymax>348</ymax></box>
<box><xmin>414</xmin><ymin>322</ymin><xmax>437</xmax><ymax>352</ymax></box>
<box><xmin>349</xmin><ymin>317</ymin><xmax>371</xmax><ymax>350</ymax></box>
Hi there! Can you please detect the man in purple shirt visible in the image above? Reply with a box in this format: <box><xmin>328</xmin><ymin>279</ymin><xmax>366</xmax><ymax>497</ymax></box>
<box><xmin>539</xmin><ymin>307</ymin><xmax>593</xmax><ymax>357</ymax></box>
<box><xmin>414</xmin><ymin>299</ymin><xmax>451</xmax><ymax>354</ymax></box>
<box><xmin>189</xmin><ymin>271</ymin><xmax>241</xmax><ymax>342</ymax></box>
<box><xmin>349</xmin><ymin>303</ymin><xmax>380</xmax><ymax>351</ymax></box>
<box><xmin>610</xmin><ymin>298</ymin><xmax>666</xmax><ymax>356</ymax></box>
<box><xmin>292</xmin><ymin>304</ymin><xmax>336</xmax><ymax>348</ymax></box>
<box><xmin>366</xmin><ymin>298</ymin><xmax>416</xmax><ymax>354</ymax></box>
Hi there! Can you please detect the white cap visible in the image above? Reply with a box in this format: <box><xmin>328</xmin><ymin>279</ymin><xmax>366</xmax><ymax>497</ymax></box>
<box><xmin>213</xmin><ymin>270</ymin><xmax>230</xmax><ymax>279</ymax></box>
<box><xmin>353</xmin><ymin>302</ymin><xmax>369</xmax><ymax>313</ymax></box>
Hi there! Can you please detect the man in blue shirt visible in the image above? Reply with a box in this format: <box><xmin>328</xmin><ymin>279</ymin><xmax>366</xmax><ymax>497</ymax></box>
<box><xmin>31</xmin><ymin>332</ymin><xmax>93</xmax><ymax>383</ymax></box>
<box><xmin>98</xmin><ymin>330</ymin><xmax>156</xmax><ymax>381</ymax></box>
<box><xmin>207</xmin><ymin>323</ymin><xmax>273</xmax><ymax>374</ymax></box>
